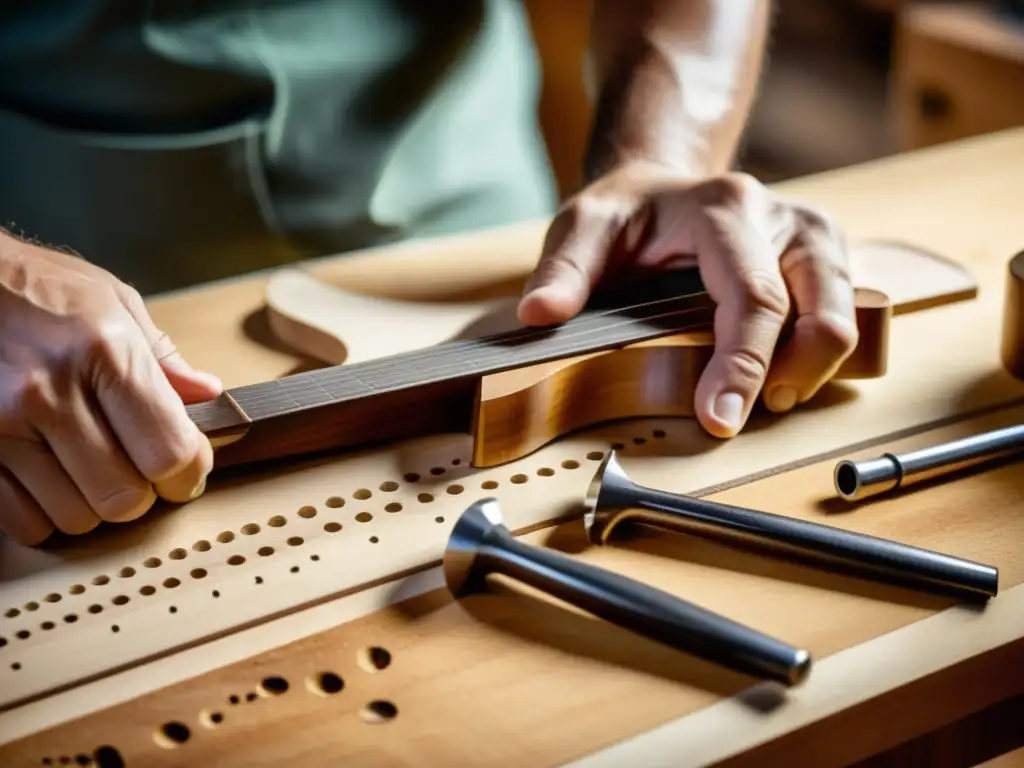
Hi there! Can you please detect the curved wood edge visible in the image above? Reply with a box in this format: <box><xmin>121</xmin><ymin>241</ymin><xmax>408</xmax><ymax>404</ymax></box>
<box><xmin>1001</xmin><ymin>251</ymin><xmax>1024</xmax><ymax>382</ymax></box>
<box><xmin>470</xmin><ymin>288</ymin><xmax>892</xmax><ymax>468</ymax></box>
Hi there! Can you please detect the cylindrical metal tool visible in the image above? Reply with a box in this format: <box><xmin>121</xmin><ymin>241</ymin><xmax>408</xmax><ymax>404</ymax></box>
<box><xmin>834</xmin><ymin>424</ymin><xmax>1024</xmax><ymax>503</ymax></box>
<box><xmin>444</xmin><ymin>498</ymin><xmax>812</xmax><ymax>686</ymax></box>
<box><xmin>583</xmin><ymin>451</ymin><xmax>999</xmax><ymax>601</ymax></box>
<box><xmin>1001</xmin><ymin>250</ymin><xmax>1024</xmax><ymax>381</ymax></box>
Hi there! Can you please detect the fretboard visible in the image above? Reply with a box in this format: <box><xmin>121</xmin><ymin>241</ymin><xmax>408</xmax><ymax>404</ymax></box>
<box><xmin>190</xmin><ymin>267</ymin><xmax>714</xmax><ymax>430</ymax></box>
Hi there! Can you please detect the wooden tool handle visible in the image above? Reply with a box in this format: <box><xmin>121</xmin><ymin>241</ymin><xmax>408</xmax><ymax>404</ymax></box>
<box><xmin>1001</xmin><ymin>250</ymin><xmax>1024</xmax><ymax>381</ymax></box>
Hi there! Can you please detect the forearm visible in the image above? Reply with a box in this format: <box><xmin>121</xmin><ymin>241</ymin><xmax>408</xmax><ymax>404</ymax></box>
<box><xmin>584</xmin><ymin>0</ymin><xmax>771</xmax><ymax>181</ymax></box>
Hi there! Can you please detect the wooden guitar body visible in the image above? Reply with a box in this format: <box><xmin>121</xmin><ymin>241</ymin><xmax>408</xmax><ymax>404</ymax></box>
<box><xmin>260</xmin><ymin>241</ymin><xmax>973</xmax><ymax>467</ymax></box>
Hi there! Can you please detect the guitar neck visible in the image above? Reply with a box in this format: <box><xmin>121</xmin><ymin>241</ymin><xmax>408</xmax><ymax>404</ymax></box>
<box><xmin>186</xmin><ymin>268</ymin><xmax>714</xmax><ymax>468</ymax></box>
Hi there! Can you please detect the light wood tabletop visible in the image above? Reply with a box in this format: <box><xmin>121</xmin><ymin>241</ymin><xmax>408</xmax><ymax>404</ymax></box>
<box><xmin>1</xmin><ymin>128</ymin><xmax>1023</xmax><ymax>768</ymax></box>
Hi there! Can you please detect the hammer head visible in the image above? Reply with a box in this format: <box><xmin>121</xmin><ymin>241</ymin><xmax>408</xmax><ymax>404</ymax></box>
<box><xmin>443</xmin><ymin>498</ymin><xmax>507</xmax><ymax>598</ymax></box>
<box><xmin>582</xmin><ymin>450</ymin><xmax>636</xmax><ymax>543</ymax></box>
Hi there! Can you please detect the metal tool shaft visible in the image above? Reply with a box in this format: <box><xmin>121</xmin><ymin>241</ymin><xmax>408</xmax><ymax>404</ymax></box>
<box><xmin>585</xmin><ymin>452</ymin><xmax>999</xmax><ymax>601</ymax></box>
<box><xmin>445</xmin><ymin>499</ymin><xmax>811</xmax><ymax>686</ymax></box>
<box><xmin>834</xmin><ymin>423</ymin><xmax>1024</xmax><ymax>502</ymax></box>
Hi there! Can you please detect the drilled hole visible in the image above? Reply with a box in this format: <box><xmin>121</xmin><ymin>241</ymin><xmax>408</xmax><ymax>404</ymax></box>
<box><xmin>190</xmin><ymin>568</ymin><xmax>208</xmax><ymax>580</ymax></box>
<box><xmin>169</xmin><ymin>548</ymin><xmax>187</xmax><ymax>560</ymax></box>
<box><xmin>163</xmin><ymin>578</ymin><xmax>181</xmax><ymax>589</ymax></box>
<box><xmin>192</xmin><ymin>540</ymin><xmax>211</xmax><ymax>552</ymax></box>
<box><xmin>429</xmin><ymin>467</ymin><xmax>445</xmax><ymax>476</ymax></box>
<box><xmin>255</xmin><ymin>576</ymin><xmax>263</xmax><ymax>585</ymax></box>
<box><xmin>353</xmin><ymin>488</ymin><xmax>372</xmax><ymax>500</ymax></box>
<box><xmin>41</xmin><ymin>621</ymin><xmax>55</xmax><ymax>631</ymax></box>
<box><xmin>446</xmin><ymin>484</ymin><xmax>464</xmax><ymax>495</ymax></box>
<box><xmin>385</xmin><ymin>502</ymin><xmax>402</xmax><ymax>513</ymax></box>
<box><xmin>139</xmin><ymin>586</ymin><xmax>156</xmax><ymax>596</ymax></box>
<box><xmin>44</xmin><ymin>592</ymin><xmax>61</xmax><ymax>603</ymax></box>
<box><xmin>11</xmin><ymin>662</ymin><xmax>21</xmax><ymax>670</ymax></box>
<box><xmin>111</xmin><ymin>595</ymin><xmax>129</xmax><ymax>606</ymax></box>
<box><xmin>258</xmin><ymin>676</ymin><xmax>289</xmax><ymax>696</ymax></box>
<box><xmin>358</xmin><ymin>646</ymin><xmax>392</xmax><ymax>672</ymax></box>
<box><xmin>324</xmin><ymin>522</ymin><xmax>342</xmax><ymax>533</ymax></box>
<box><xmin>633</xmin><ymin>437</ymin><xmax>647</xmax><ymax>445</ymax></box>
<box><xmin>481</xmin><ymin>480</ymin><xmax>498</xmax><ymax>490</ymax></box>
<box><xmin>297</xmin><ymin>505</ymin><xmax>317</xmax><ymax>518</ymax></box>
<box><xmin>307</xmin><ymin>672</ymin><xmax>345</xmax><ymax>696</ymax></box>
<box><xmin>154</xmin><ymin>721</ymin><xmax>190</xmax><ymax>748</ymax></box>
<box><xmin>369</xmin><ymin>536</ymin><xmax>379</xmax><ymax>544</ymax></box>
<box><xmin>325</xmin><ymin>497</ymin><xmax>344</xmax><ymax>508</ymax></box>
<box><xmin>452</xmin><ymin>458</ymin><xmax>462</xmax><ymax>465</ymax></box>
<box><xmin>245</xmin><ymin>692</ymin><xmax>258</xmax><ymax>702</ymax></box>
<box><xmin>311</xmin><ymin>554</ymin><xmax>321</xmax><ymax>562</ymax></box>
<box><xmin>229</xmin><ymin>695</ymin><xmax>240</xmax><ymax>705</ymax></box>
<box><xmin>93</xmin><ymin>746</ymin><xmax>125</xmax><ymax>768</ymax></box>
<box><xmin>15</xmin><ymin>630</ymin><xmax>29</xmax><ymax>640</ymax></box>
<box><xmin>4</xmin><ymin>608</ymin><xmax>18</xmax><ymax>618</ymax></box>
<box><xmin>63</xmin><ymin>614</ymin><xmax>78</xmax><ymax>624</ymax></box>
<box><xmin>217</xmin><ymin>531</ymin><xmax>235</xmax><ymax>544</ymax></box>
<box><xmin>561</xmin><ymin>459</ymin><xmax>580</xmax><ymax>469</ymax></box>
<box><xmin>257</xmin><ymin>546</ymin><xmax>275</xmax><ymax>557</ymax></box>
<box><xmin>360</xmin><ymin>700</ymin><xmax>398</xmax><ymax>724</ymax></box>
<box><xmin>143</xmin><ymin>558</ymin><xmax>161</xmax><ymax>569</ymax></box>
<box><xmin>403</xmin><ymin>473</ymin><xmax>420</xmax><ymax>483</ymax></box>
<box><xmin>24</xmin><ymin>601</ymin><xmax>39</xmax><ymax>611</ymax></box>
<box><xmin>241</xmin><ymin>523</ymin><xmax>260</xmax><ymax>536</ymax></box>
<box><xmin>200</xmin><ymin>710</ymin><xmax>224</xmax><ymax>728</ymax></box>
<box><xmin>69</xmin><ymin>584</ymin><xmax>85</xmax><ymax>595</ymax></box>
<box><xmin>92</xmin><ymin>575</ymin><xmax>110</xmax><ymax>586</ymax></box>
<box><xmin>75</xmin><ymin>755</ymin><xmax>90</xmax><ymax>766</ymax></box>
<box><xmin>290</xmin><ymin>566</ymin><xmax>300</xmax><ymax>573</ymax></box>
<box><xmin>587</xmin><ymin>451</ymin><xmax>604</xmax><ymax>460</ymax></box>
<box><xmin>510</xmin><ymin>474</ymin><xmax>528</xmax><ymax>484</ymax></box>
<box><xmin>169</xmin><ymin>606</ymin><xmax>178</xmax><ymax>614</ymax></box>
<box><xmin>417</xmin><ymin>493</ymin><xmax>434</xmax><ymax>503</ymax></box>
<box><xmin>286</xmin><ymin>536</ymin><xmax>304</xmax><ymax>547</ymax></box>
<box><xmin>88</xmin><ymin>604</ymin><xmax>103</xmax><ymax>614</ymax></box>
<box><xmin>0</xmin><ymin>637</ymin><xmax>5</xmax><ymax>647</ymax></box>
<box><xmin>110</xmin><ymin>625</ymin><xmax>120</xmax><ymax>633</ymax></box>
<box><xmin>227</xmin><ymin>555</ymin><xmax>245</xmax><ymax>566</ymax></box>
<box><xmin>653</xmin><ymin>429</ymin><xmax>666</xmax><ymax>438</ymax></box>
<box><xmin>267</xmin><ymin>515</ymin><xmax>287</xmax><ymax>527</ymax></box>
<box><xmin>212</xmin><ymin>590</ymin><xmax>221</xmax><ymax>598</ymax></box>
<box><xmin>379</xmin><ymin>481</ymin><xmax>399</xmax><ymax>492</ymax></box>
<box><xmin>355</xmin><ymin>512</ymin><xmax>372</xmax><ymax>523</ymax></box>
<box><xmin>435</xmin><ymin>516</ymin><xmax>445</xmax><ymax>523</ymax></box>
<box><xmin>537</xmin><ymin>467</ymin><xmax>554</xmax><ymax>477</ymax></box>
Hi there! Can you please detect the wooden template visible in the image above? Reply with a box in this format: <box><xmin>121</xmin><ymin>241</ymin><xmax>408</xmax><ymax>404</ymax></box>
<box><xmin>1</xmin><ymin>128</ymin><xmax>1024</xmax><ymax>767</ymax></box>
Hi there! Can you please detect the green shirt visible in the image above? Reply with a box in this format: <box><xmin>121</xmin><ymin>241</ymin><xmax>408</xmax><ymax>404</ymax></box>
<box><xmin>0</xmin><ymin>0</ymin><xmax>557</xmax><ymax>295</ymax></box>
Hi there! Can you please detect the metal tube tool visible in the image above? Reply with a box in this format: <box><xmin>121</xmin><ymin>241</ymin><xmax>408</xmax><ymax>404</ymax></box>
<box><xmin>444</xmin><ymin>498</ymin><xmax>813</xmax><ymax>686</ymax></box>
<box><xmin>583</xmin><ymin>451</ymin><xmax>999</xmax><ymax>601</ymax></box>
<box><xmin>833</xmin><ymin>424</ymin><xmax>1024</xmax><ymax>502</ymax></box>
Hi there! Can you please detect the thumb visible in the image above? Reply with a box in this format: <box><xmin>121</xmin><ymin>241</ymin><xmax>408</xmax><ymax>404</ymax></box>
<box><xmin>517</xmin><ymin>206</ymin><xmax>621</xmax><ymax>326</ymax></box>
<box><xmin>158</xmin><ymin>351</ymin><xmax>224</xmax><ymax>405</ymax></box>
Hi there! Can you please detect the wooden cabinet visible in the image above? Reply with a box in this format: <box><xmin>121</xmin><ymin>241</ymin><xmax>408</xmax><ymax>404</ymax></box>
<box><xmin>891</xmin><ymin>3</ymin><xmax>1024</xmax><ymax>150</ymax></box>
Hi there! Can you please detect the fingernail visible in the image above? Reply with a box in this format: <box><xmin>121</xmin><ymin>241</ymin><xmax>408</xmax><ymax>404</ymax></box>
<box><xmin>713</xmin><ymin>392</ymin><xmax>745</xmax><ymax>430</ymax></box>
<box><xmin>767</xmin><ymin>386</ymin><xmax>798</xmax><ymax>413</ymax></box>
<box><xmin>190</xmin><ymin>476</ymin><xmax>207</xmax><ymax>500</ymax></box>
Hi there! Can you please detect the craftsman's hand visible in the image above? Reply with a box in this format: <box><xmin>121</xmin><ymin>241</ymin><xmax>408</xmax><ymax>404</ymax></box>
<box><xmin>517</xmin><ymin>163</ymin><xmax>857</xmax><ymax>438</ymax></box>
<box><xmin>0</xmin><ymin>230</ymin><xmax>222</xmax><ymax>546</ymax></box>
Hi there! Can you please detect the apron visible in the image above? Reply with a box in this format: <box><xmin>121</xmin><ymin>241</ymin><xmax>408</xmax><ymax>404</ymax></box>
<box><xmin>0</xmin><ymin>0</ymin><xmax>557</xmax><ymax>296</ymax></box>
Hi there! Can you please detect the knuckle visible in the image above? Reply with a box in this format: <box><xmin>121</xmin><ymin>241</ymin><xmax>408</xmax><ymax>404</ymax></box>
<box><xmin>144</xmin><ymin>432</ymin><xmax>201</xmax><ymax>483</ymax></box>
<box><xmin>697</xmin><ymin>172</ymin><xmax>757</xmax><ymax>207</ymax></box>
<box><xmin>796</xmin><ymin>205</ymin><xmax>844</xmax><ymax>243</ymax></box>
<box><xmin>726</xmin><ymin>347</ymin><xmax>772</xmax><ymax>387</ymax></box>
<box><xmin>81</xmin><ymin>313</ymin><xmax>137</xmax><ymax>376</ymax></box>
<box><xmin>16</xmin><ymin>368</ymin><xmax>58</xmax><ymax>421</ymax></box>
<box><xmin>739</xmin><ymin>268</ymin><xmax>791</xmax><ymax>319</ymax></box>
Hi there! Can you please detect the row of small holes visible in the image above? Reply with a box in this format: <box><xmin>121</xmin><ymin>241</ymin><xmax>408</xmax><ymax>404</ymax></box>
<box><xmin>154</xmin><ymin>647</ymin><xmax>395</xmax><ymax>750</ymax></box>
<box><xmin>5</xmin><ymin>430</ymin><xmax>668</xmax><ymax>653</ymax></box>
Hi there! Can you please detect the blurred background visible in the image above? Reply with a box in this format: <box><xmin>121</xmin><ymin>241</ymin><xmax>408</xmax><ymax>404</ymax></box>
<box><xmin>524</xmin><ymin>0</ymin><xmax>1024</xmax><ymax>198</ymax></box>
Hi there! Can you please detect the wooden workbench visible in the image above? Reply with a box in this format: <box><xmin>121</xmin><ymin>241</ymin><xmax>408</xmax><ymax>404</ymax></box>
<box><xmin>1</xmin><ymin>129</ymin><xmax>1023</xmax><ymax>767</ymax></box>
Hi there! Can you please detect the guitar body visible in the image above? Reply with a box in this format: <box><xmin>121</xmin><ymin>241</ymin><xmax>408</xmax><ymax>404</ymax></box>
<box><xmin>261</xmin><ymin>241</ymin><xmax>975</xmax><ymax>467</ymax></box>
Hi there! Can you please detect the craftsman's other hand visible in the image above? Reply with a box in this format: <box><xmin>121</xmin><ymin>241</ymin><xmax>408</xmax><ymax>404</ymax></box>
<box><xmin>0</xmin><ymin>231</ymin><xmax>223</xmax><ymax>546</ymax></box>
<box><xmin>517</xmin><ymin>163</ymin><xmax>857</xmax><ymax>438</ymax></box>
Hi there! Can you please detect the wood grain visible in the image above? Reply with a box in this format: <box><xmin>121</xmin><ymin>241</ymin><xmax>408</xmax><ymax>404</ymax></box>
<box><xmin>1</xmin><ymin>405</ymin><xmax>1021</xmax><ymax>768</ymax></box>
